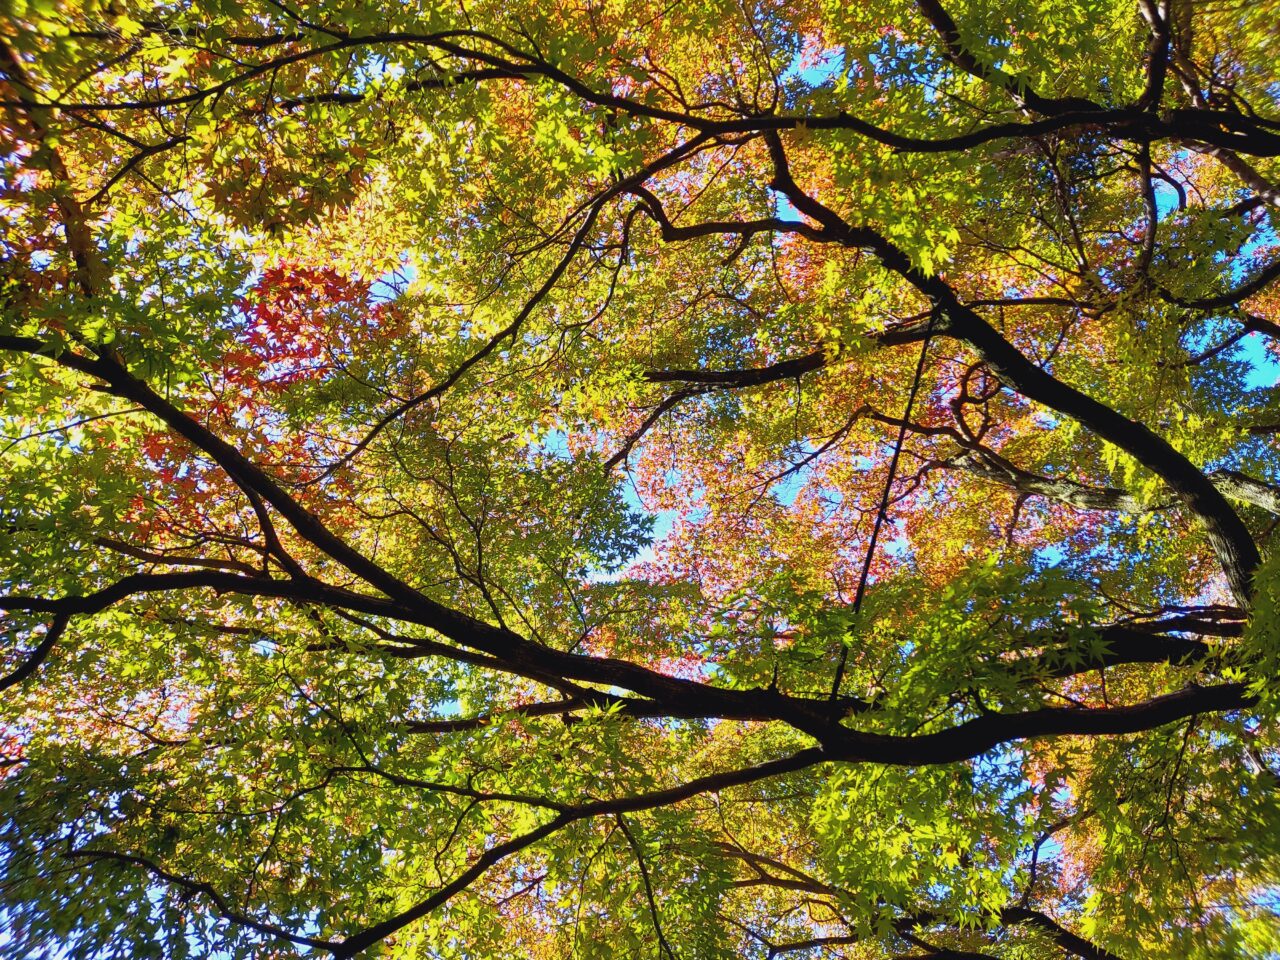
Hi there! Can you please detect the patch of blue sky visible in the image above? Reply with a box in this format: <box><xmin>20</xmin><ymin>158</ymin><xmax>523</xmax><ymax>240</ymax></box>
<box><xmin>574</xmin><ymin>463</ymin><xmax>680</xmax><ymax>583</ymax></box>
<box><xmin>370</xmin><ymin>253</ymin><xmax>418</xmax><ymax>303</ymax></box>
<box><xmin>1152</xmin><ymin>175</ymin><xmax>1184</xmax><ymax>218</ymax></box>
<box><xmin>1033</xmin><ymin>544</ymin><xmax>1067</xmax><ymax>569</ymax></box>
<box><xmin>769</xmin><ymin>185</ymin><xmax>804</xmax><ymax>223</ymax></box>
<box><xmin>609</xmin><ymin>477</ymin><xmax>678</xmax><ymax>576</ymax></box>
<box><xmin>782</xmin><ymin>45</ymin><xmax>846</xmax><ymax>91</ymax></box>
<box><xmin>0</xmin><ymin>924</ymin><xmax>58</xmax><ymax>960</ymax></box>
<box><xmin>770</xmin><ymin>469</ymin><xmax>807</xmax><ymax>507</ymax></box>
<box><xmin>1242</xmin><ymin>333</ymin><xmax>1280</xmax><ymax>389</ymax></box>
<box><xmin>1237</xmin><ymin>214</ymin><xmax>1280</xmax><ymax>392</ymax></box>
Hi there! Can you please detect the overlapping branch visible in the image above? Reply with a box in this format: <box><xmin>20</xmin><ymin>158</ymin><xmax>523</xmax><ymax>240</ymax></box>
<box><xmin>3</xmin><ymin>3</ymin><xmax>1275</xmax><ymax>955</ymax></box>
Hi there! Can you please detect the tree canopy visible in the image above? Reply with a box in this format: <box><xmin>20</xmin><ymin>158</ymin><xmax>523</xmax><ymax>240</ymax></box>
<box><xmin>2</xmin><ymin>0</ymin><xmax>1280</xmax><ymax>956</ymax></box>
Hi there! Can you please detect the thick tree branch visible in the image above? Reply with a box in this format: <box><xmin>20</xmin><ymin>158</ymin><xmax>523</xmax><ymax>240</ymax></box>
<box><xmin>762</xmin><ymin>133</ymin><xmax>1260</xmax><ymax>603</ymax></box>
<box><xmin>913</xmin><ymin>0</ymin><xmax>1103</xmax><ymax>114</ymax></box>
<box><xmin>9</xmin><ymin>30</ymin><xmax>1280</xmax><ymax>158</ymax></box>
<box><xmin>0</xmin><ymin>613</ymin><xmax>69</xmax><ymax>693</ymax></box>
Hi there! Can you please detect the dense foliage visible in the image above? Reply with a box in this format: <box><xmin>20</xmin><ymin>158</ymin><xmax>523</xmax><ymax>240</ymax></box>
<box><xmin>2</xmin><ymin>0</ymin><xmax>1280</xmax><ymax>956</ymax></box>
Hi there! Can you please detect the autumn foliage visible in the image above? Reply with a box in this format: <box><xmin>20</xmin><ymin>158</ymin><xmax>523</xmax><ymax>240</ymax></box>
<box><xmin>2</xmin><ymin>0</ymin><xmax>1280</xmax><ymax>958</ymax></box>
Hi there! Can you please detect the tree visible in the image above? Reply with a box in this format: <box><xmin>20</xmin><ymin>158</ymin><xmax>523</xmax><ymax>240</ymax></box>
<box><xmin>1</xmin><ymin>0</ymin><xmax>1279</xmax><ymax>955</ymax></box>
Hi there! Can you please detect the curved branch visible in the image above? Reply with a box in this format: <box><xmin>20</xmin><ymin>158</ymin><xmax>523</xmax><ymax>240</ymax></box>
<box><xmin>1161</xmin><ymin>257</ymin><xmax>1280</xmax><ymax>311</ymax></box>
<box><xmin>913</xmin><ymin>0</ymin><xmax>1103</xmax><ymax>114</ymax></box>
<box><xmin>332</xmin><ymin>748</ymin><xmax>824</xmax><ymax>957</ymax></box>
<box><xmin>762</xmin><ymin>133</ymin><xmax>1260</xmax><ymax>603</ymax></box>
<box><xmin>8</xmin><ymin>30</ymin><xmax>1280</xmax><ymax>158</ymax></box>
<box><xmin>1000</xmin><ymin>906</ymin><xmax>1125</xmax><ymax>960</ymax></box>
<box><xmin>955</xmin><ymin>452</ymin><xmax>1280</xmax><ymax>518</ymax></box>
<box><xmin>0</xmin><ymin>613</ymin><xmax>69</xmax><ymax>692</ymax></box>
<box><xmin>828</xmin><ymin>682</ymin><xmax>1251</xmax><ymax>765</ymax></box>
<box><xmin>67</xmin><ymin>847</ymin><xmax>337</xmax><ymax>952</ymax></box>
